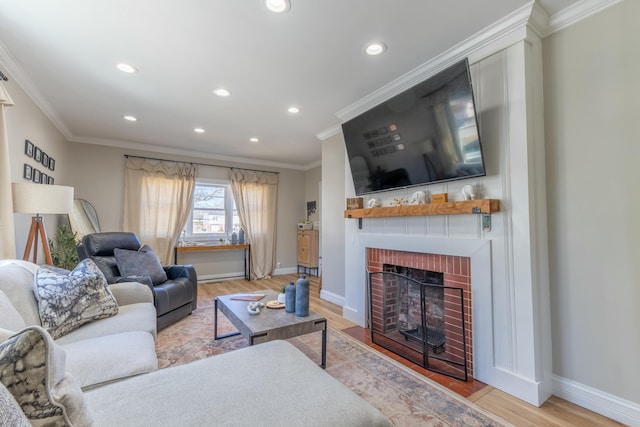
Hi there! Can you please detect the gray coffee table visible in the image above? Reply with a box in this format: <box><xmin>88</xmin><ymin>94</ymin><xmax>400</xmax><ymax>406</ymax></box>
<box><xmin>214</xmin><ymin>289</ymin><xmax>327</xmax><ymax>368</ymax></box>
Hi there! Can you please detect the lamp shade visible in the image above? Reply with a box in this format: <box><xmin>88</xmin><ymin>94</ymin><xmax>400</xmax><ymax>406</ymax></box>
<box><xmin>12</xmin><ymin>182</ymin><xmax>74</xmax><ymax>215</ymax></box>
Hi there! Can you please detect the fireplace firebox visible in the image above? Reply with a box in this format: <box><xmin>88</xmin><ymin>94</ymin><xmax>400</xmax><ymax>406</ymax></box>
<box><xmin>368</xmin><ymin>267</ymin><xmax>468</xmax><ymax>380</ymax></box>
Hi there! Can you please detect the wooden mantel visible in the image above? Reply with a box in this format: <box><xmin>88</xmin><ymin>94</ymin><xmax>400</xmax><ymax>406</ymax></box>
<box><xmin>344</xmin><ymin>199</ymin><xmax>500</xmax><ymax>219</ymax></box>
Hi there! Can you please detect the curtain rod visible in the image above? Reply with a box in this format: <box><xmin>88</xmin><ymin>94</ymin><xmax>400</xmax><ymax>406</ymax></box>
<box><xmin>123</xmin><ymin>154</ymin><xmax>279</xmax><ymax>175</ymax></box>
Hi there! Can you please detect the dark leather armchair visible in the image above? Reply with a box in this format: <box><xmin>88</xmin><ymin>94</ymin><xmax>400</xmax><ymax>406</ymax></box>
<box><xmin>78</xmin><ymin>232</ymin><xmax>197</xmax><ymax>330</ymax></box>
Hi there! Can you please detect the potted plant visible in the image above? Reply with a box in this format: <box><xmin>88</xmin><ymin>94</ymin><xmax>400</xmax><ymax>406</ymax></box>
<box><xmin>277</xmin><ymin>284</ymin><xmax>287</xmax><ymax>304</ymax></box>
<box><xmin>48</xmin><ymin>224</ymin><xmax>79</xmax><ymax>270</ymax></box>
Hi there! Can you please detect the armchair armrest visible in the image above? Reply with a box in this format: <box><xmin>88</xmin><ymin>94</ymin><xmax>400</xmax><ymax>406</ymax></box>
<box><xmin>165</xmin><ymin>265</ymin><xmax>197</xmax><ymax>283</ymax></box>
<box><xmin>108</xmin><ymin>282</ymin><xmax>154</xmax><ymax>306</ymax></box>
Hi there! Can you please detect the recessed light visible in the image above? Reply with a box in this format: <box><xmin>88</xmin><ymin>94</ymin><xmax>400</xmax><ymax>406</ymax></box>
<box><xmin>249</xmin><ymin>137</ymin><xmax>260</xmax><ymax>143</ymax></box>
<box><xmin>194</xmin><ymin>128</ymin><xmax>205</xmax><ymax>133</ymax></box>
<box><xmin>123</xmin><ymin>115</ymin><xmax>137</xmax><ymax>122</ymax></box>
<box><xmin>287</xmin><ymin>106</ymin><xmax>300</xmax><ymax>114</ymax></box>
<box><xmin>364</xmin><ymin>42</ymin><xmax>387</xmax><ymax>56</ymax></box>
<box><xmin>116</xmin><ymin>63</ymin><xmax>138</xmax><ymax>73</ymax></box>
<box><xmin>265</xmin><ymin>0</ymin><xmax>290</xmax><ymax>13</ymax></box>
<box><xmin>213</xmin><ymin>88</ymin><xmax>231</xmax><ymax>97</ymax></box>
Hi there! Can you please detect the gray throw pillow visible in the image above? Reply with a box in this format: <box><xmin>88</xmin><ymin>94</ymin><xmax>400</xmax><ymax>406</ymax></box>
<box><xmin>0</xmin><ymin>380</ymin><xmax>30</xmax><ymax>427</ymax></box>
<box><xmin>34</xmin><ymin>258</ymin><xmax>119</xmax><ymax>339</ymax></box>
<box><xmin>114</xmin><ymin>244</ymin><xmax>168</xmax><ymax>286</ymax></box>
<box><xmin>0</xmin><ymin>326</ymin><xmax>92</xmax><ymax>426</ymax></box>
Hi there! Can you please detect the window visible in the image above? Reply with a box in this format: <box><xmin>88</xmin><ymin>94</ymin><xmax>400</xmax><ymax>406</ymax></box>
<box><xmin>184</xmin><ymin>180</ymin><xmax>239</xmax><ymax>241</ymax></box>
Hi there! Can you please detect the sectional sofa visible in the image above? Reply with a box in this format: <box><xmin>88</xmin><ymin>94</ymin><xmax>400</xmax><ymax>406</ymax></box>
<box><xmin>0</xmin><ymin>260</ymin><xmax>391</xmax><ymax>426</ymax></box>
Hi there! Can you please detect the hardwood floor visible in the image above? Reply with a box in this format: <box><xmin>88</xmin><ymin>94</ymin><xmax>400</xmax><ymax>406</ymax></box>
<box><xmin>202</xmin><ymin>274</ymin><xmax>624</xmax><ymax>426</ymax></box>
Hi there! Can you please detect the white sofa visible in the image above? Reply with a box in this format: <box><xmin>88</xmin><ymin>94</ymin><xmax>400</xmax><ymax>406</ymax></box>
<box><xmin>0</xmin><ymin>260</ymin><xmax>392</xmax><ymax>426</ymax></box>
<box><xmin>0</xmin><ymin>259</ymin><xmax>158</xmax><ymax>389</ymax></box>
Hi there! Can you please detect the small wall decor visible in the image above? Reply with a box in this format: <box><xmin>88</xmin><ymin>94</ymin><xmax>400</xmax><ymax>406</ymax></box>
<box><xmin>41</xmin><ymin>173</ymin><xmax>48</xmax><ymax>184</ymax></box>
<box><xmin>410</xmin><ymin>190</ymin><xmax>427</xmax><ymax>204</ymax></box>
<box><xmin>367</xmin><ymin>198</ymin><xmax>381</xmax><ymax>208</ymax></box>
<box><xmin>48</xmin><ymin>157</ymin><xmax>55</xmax><ymax>171</ymax></box>
<box><xmin>34</xmin><ymin>146</ymin><xmax>42</xmax><ymax>162</ymax></box>
<box><xmin>23</xmin><ymin>164</ymin><xmax>32</xmax><ymax>180</ymax></box>
<box><xmin>24</xmin><ymin>139</ymin><xmax>34</xmax><ymax>157</ymax></box>
<box><xmin>462</xmin><ymin>184</ymin><xmax>475</xmax><ymax>201</ymax></box>
<box><xmin>33</xmin><ymin>168</ymin><xmax>41</xmax><ymax>183</ymax></box>
<box><xmin>41</xmin><ymin>152</ymin><xmax>49</xmax><ymax>168</ymax></box>
<box><xmin>48</xmin><ymin>176</ymin><xmax>54</xmax><ymax>185</ymax></box>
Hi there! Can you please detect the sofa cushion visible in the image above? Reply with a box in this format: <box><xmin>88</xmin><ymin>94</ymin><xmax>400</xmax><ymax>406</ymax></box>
<box><xmin>0</xmin><ymin>260</ymin><xmax>41</xmax><ymax>326</ymax></box>
<box><xmin>0</xmin><ymin>326</ymin><xmax>92</xmax><ymax>426</ymax></box>
<box><xmin>114</xmin><ymin>244</ymin><xmax>168</xmax><ymax>286</ymax></box>
<box><xmin>34</xmin><ymin>258</ymin><xmax>118</xmax><ymax>339</ymax></box>
<box><xmin>0</xmin><ymin>381</ymin><xmax>30</xmax><ymax>427</ymax></box>
<box><xmin>62</xmin><ymin>331</ymin><xmax>158</xmax><ymax>389</ymax></box>
<box><xmin>0</xmin><ymin>290</ymin><xmax>26</xmax><ymax>333</ymax></box>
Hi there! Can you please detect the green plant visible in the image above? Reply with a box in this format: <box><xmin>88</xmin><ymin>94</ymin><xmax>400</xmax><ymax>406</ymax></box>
<box><xmin>279</xmin><ymin>284</ymin><xmax>287</xmax><ymax>294</ymax></box>
<box><xmin>48</xmin><ymin>225</ymin><xmax>80</xmax><ymax>270</ymax></box>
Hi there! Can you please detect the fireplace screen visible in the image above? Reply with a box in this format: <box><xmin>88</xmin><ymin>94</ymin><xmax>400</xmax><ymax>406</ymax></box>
<box><xmin>368</xmin><ymin>269</ymin><xmax>468</xmax><ymax>381</ymax></box>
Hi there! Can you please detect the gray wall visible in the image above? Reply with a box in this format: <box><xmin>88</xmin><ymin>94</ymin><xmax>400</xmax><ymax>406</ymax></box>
<box><xmin>543</xmin><ymin>0</ymin><xmax>640</xmax><ymax>404</ymax></box>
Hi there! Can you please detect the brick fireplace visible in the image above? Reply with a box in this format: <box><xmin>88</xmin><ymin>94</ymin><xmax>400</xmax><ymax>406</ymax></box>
<box><xmin>367</xmin><ymin>248</ymin><xmax>473</xmax><ymax>378</ymax></box>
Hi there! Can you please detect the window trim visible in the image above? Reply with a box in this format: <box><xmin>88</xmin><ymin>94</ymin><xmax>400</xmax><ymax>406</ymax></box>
<box><xmin>184</xmin><ymin>179</ymin><xmax>236</xmax><ymax>242</ymax></box>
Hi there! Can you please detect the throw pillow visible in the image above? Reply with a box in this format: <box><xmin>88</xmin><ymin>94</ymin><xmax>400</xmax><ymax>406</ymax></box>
<box><xmin>114</xmin><ymin>244</ymin><xmax>168</xmax><ymax>285</ymax></box>
<box><xmin>0</xmin><ymin>381</ymin><xmax>30</xmax><ymax>427</ymax></box>
<box><xmin>34</xmin><ymin>258</ymin><xmax>118</xmax><ymax>339</ymax></box>
<box><xmin>0</xmin><ymin>326</ymin><xmax>92</xmax><ymax>426</ymax></box>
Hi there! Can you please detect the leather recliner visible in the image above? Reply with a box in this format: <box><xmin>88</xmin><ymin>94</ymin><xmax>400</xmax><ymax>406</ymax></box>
<box><xmin>78</xmin><ymin>232</ymin><xmax>198</xmax><ymax>330</ymax></box>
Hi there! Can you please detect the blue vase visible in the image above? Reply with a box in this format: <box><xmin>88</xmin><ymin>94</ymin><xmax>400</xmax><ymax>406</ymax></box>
<box><xmin>238</xmin><ymin>229</ymin><xmax>245</xmax><ymax>244</ymax></box>
<box><xmin>295</xmin><ymin>274</ymin><xmax>309</xmax><ymax>317</ymax></box>
<box><xmin>285</xmin><ymin>281</ymin><xmax>296</xmax><ymax>313</ymax></box>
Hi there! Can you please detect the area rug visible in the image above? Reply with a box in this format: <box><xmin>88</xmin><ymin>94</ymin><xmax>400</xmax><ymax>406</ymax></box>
<box><xmin>156</xmin><ymin>303</ymin><xmax>510</xmax><ymax>426</ymax></box>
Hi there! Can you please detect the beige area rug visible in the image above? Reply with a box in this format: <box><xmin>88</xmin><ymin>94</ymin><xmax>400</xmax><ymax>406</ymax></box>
<box><xmin>156</xmin><ymin>293</ymin><xmax>511</xmax><ymax>427</ymax></box>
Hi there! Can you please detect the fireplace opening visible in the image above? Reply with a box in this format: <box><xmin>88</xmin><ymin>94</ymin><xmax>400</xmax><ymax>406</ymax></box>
<box><xmin>368</xmin><ymin>266</ymin><xmax>468</xmax><ymax>381</ymax></box>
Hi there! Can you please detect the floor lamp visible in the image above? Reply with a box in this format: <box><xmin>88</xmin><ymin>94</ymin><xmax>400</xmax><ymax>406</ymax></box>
<box><xmin>12</xmin><ymin>182</ymin><xmax>74</xmax><ymax>265</ymax></box>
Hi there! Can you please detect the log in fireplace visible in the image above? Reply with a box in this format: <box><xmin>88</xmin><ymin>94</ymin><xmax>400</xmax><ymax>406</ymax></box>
<box><xmin>368</xmin><ymin>265</ymin><xmax>468</xmax><ymax>380</ymax></box>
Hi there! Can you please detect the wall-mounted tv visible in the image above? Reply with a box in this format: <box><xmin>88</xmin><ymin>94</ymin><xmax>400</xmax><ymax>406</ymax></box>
<box><xmin>342</xmin><ymin>58</ymin><xmax>485</xmax><ymax>196</ymax></box>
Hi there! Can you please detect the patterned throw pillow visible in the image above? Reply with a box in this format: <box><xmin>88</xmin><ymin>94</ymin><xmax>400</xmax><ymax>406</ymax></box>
<box><xmin>0</xmin><ymin>326</ymin><xmax>92</xmax><ymax>426</ymax></box>
<box><xmin>114</xmin><ymin>244</ymin><xmax>168</xmax><ymax>285</ymax></box>
<box><xmin>34</xmin><ymin>258</ymin><xmax>118</xmax><ymax>339</ymax></box>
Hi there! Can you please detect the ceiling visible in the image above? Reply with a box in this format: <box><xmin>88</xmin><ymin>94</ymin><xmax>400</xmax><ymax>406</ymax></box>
<box><xmin>0</xmin><ymin>0</ymin><xmax>580</xmax><ymax>170</ymax></box>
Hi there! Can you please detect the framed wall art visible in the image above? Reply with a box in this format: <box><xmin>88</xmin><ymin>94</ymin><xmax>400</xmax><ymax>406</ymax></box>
<box><xmin>48</xmin><ymin>157</ymin><xmax>55</xmax><ymax>171</ymax></box>
<box><xmin>24</xmin><ymin>139</ymin><xmax>34</xmax><ymax>157</ymax></box>
<box><xmin>42</xmin><ymin>152</ymin><xmax>49</xmax><ymax>168</ymax></box>
<box><xmin>33</xmin><ymin>168</ymin><xmax>41</xmax><ymax>183</ymax></box>
<box><xmin>34</xmin><ymin>146</ymin><xmax>42</xmax><ymax>162</ymax></box>
<box><xmin>23</xmin><ymin>163</ymin><xmax>32</xmax><ymax>180</ymax></box>
<box><xmin>48</xmin><ymin>176</ymin><xmax>54</xmax><ymax>185</ymax></box>
<box><xmin>41</xmin><ymin>173</ymin><xmax>48</xmax><ymax>184</ymax></box>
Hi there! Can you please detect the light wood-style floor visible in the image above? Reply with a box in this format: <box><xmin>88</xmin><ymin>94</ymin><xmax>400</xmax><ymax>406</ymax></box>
<box><xmin>202</xmin><ymin>274</ymin><xmax>624</xmax><ymax>427</ymax></box>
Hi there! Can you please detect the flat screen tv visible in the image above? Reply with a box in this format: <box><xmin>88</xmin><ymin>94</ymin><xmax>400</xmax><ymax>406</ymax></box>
<box><xmin>342</xmin><ymin>58</ymin><xmax>485</xmax><ymax>196</ymax></box>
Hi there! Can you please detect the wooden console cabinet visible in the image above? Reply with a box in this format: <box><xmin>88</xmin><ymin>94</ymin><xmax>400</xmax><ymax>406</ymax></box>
<box><xmin>297</xmin><ymin>229</ymin><xmax>319</xmax><ymax>276</ymax></box>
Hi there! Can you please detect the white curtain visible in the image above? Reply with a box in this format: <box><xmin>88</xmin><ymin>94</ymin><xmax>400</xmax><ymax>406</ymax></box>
<box><xmin>0</xmin><ymin>82</ymin><xmax>16</xmax><ymax>259</ymax></box>
<box><xmin>229</xmin><ymin>169</ymin><xmax>278</xmax><ymax>279</ymax></box>
<box><xmin>123</xmin><ymin>158</ymin><xmax>197</xmax><ymax>264</ymax></box>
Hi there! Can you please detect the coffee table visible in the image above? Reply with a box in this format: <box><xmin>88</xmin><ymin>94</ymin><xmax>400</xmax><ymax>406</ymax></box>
<box><xmin>214</xmin><ymin>289</ymin><xmax>327</xmax><ymax>368</ymax></box>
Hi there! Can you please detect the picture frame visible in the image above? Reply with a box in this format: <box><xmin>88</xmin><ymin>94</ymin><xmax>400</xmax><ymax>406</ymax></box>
<box><xmin>48</xmin><ymin>157</ymin><xmax>55</xmax><ymax>171</ymax></box>
<box><xmin>33</xmin><ymin>168</ymin><xmax>41</xmax><ymax>183</ymax></box>
<box><xmin>41</xmin><ymin>173</ymin><xmax>48</xmax><ymax>184</ymax></box>
<box><xmin>48</xmin><ymin>176</ymin><xmax>54</xmax><ymax>185</ymax></box>
<box><xmin>42</xmin><ymin>152</ymin><xmax>49</xmax><ymax>168</ymax></box>
<box><xmin>24</xmin><ymin>140</ymin><xmax>34</xmax><ymax>157</ymax></box>
<box><xmin>23</xmin><ymin>164</ymin><xmax>32</xmax><ymax>180</ymax></box>
<box><xmin>34</xmin><ymin>146</ymin><xmax>42</xmax><ymax>162</ymax></box>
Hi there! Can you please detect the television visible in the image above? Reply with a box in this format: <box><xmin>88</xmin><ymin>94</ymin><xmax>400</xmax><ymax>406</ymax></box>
<box><xmin>342</xmin><ymin>58</ymin><xmax>485</xmax><ymax>196</ymax></box>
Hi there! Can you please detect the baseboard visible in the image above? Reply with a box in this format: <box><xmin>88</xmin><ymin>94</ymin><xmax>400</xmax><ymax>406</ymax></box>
<box><xmin>552</xmin><ymin>374</ymin><xmax>640</xmax><ymax>426</ymax></box>
<box><xmin>197</xmin><ymin>272</ymin><xmax>245</xmax><ymax>282</ymax></box>
<box><xmin>273</xmin><ymin>267</ymin><xmax>298</xmax><ymax>275</ymax></box>
<box><xmin>320</xmin><ymin>289</ymin><xmax>345</xmax><ymax>307</ymax></box>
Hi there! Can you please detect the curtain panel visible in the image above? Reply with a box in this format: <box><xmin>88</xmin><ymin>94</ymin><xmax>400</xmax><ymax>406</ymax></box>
<box><xmin>229</xmin><ymin>169</ymin><xmax>278</xmax><ymax>279</ymax></box>
<box><xmin>124</xmin><ymin>158</ymin><xmax>197</xmax><ymax>264</ymax></box>
<box><xmin>0</xmin><ymin>82</ymin><xmax>15</xmax><ymax>259</ymax></box>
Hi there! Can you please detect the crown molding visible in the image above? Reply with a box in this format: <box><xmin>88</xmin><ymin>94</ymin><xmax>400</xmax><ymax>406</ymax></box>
<box><xmin>316</xmin><ymin>124</ymin><xmax>342</xmax><ymax>141</ymax></box>
<box><xmin>546</xmin><ymin>0</ymin><xmax>623</xmax><ymax>36</ymax></box>
<box><xmin>70</xmin><ymin>135</ymin><xmax>313</xmax><ymax>171</ymax></box>
<box><xmin>0</xmin><ymin>40</ymin><xmax>73</xmax><ymax>140</ymax></box>
<box><xmin>332</xmin><ymin>2</ymin><xmax>537</xmax><ymax>124</ymax></box>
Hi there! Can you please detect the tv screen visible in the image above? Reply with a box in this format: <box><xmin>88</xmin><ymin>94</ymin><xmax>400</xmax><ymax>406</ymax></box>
<box><xmin>342</xmin><ymin>58</ymin><xmax>485</xmax><ymax>196</ymax></box>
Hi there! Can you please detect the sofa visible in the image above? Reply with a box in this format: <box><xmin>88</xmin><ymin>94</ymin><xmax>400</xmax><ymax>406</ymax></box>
<box><xmin>78</xmin><ymin>232</ymin><xmax>198</xmax><ymax>330</ymax></box>
<box><xmin>0</xmin><ymin>259</ymin><xmax>158</xmax><ymax>389</ymax></box>
<box><xmin>0</xmin><ymin>259</ymin><xmax>392</xmax><ymax>426</ymax></box>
